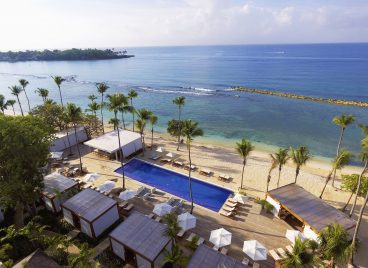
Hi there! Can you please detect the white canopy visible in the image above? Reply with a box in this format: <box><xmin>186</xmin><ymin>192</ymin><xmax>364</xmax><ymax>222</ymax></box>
<box><xmin>49</xmin><ymin>151</ymin><xmax>63</xmax><ymax>160</ymax></box>
<box><xmin>119</xmin><ymin>190</ymin><xmax>137</xmax><ymax>201</ymax></box>
<box><xmin>178</xmin><ymin>212</ymin><xmax>196</xmax><ymax>231</ymax></box>
<box><xmin>243</xmin><ymin>240</ymin><xmax>267</xmax><ymax>261</ymax></box>
<box><xmin>286</xmin><ymin>229</ymin><xmax>305</xmax><ymax>244</ymax></box>
<box><xmin>153</xmin><ymin>203</ymin><xmax>173</xmax><ymax>216</ymax></box>
<box><xmin>98</xmin><ymin>181</ymin><xmax>116</xmax><ymax>193</ymax></box>
<box><xmin>83</xmin><ymin>173</ymin><xmax>100</xmax><ymax>183</ymax></box>
<box><xmin>233</xmin><ymin>193</ymin><xmax>249</xmax><ymax>204</ymax></box>
<box><xmin>209</xmin><ymin>228</ymin><xmax>232</xmax><ymax>250</ymax></box>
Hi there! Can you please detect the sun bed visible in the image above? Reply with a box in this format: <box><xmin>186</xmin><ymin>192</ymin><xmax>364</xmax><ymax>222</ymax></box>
<box><xmin>149</xmin><ymin>154</ymin><xmax>161</xmax><ymax>161</ymax></box>
<box><xmin>199</xmin><ymin>168</ymin><xmax>212</xmax><ymax>176</ymax></box>
<box><xmin>218</xmin><ymin>174</ymin><xmax>231</xmax><ymax>181</ymax></box>
<box><xmin>227</xmin><ymin>198</ymin><xmax>238</xmax><ymax>204</ymax></box>
<box><xmin>222</xmin><ymin>205</ymin><xmax>236</xmax><ymax>212</ymax></box>
<box><xmin>155</xmin><ymin>216</ymin><xmax>162</xmax><ymax>222</ymax></box>
<box><xmin>277</xmin><ymin>248</ymin><xmax>287</xmax><ymax>258</ymax></box>
<box><xmin>173</xmin><ymin>160</ymin><xmax>184</xmax><ymax>167</ymax></box>
<box><xmin>224</xmin><ymin>201</ymin><xmax>237</xmax><ymax>208</ymax></box>
<box><xmin>184</xmin><ymin>164</ymin><xmax>197</xmax><ymax>171</ymax></box>
<box><xmin>285</xmin><ymin>245</ymin><xmax>293</xmax><ymax>254</ymax></box>
<box><xmin>167</xmin><ymin>197</ymin><xmax>176</xmax><ymax>205</ymax></box>
<box><xmin>160</xmin><ymin>158</ymin><xmax>172</xmax><ymax>163</ymax></box>
<box><xmin>177</xmin><ymin>229</ymin><xmax>186</xmax><ymax>238</ymax></box>
<box><xmin>269</xmin><ymin>249</ymin><xmax>282</xmax><ymax>261</ymax></box>
<box><xmin>219</xmin><ymin>209</ymin><xmax>234</xmax><ymax>217</ymax></box>
<box><xmin>123</xmin><ymin>203</ymin><xmax>134</xmax><ymax>212</ymax></box>
<box><xmin>142</xmin><ymin>192</ymin><xmax>150</xmax><ymax>200</ymax></box>
<box><xmin>147</xmin><ymin>213</ymin><xmax>155</xmax><ymax>219</ymax></box>
<box><xmin>220</xmin><ymin>247</ymin><xmax>228</xmax><ymax>255</ymax></box>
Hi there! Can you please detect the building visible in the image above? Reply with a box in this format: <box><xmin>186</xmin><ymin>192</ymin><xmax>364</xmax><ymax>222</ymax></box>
<box><xmin>84</xmin><ymin>129</ymin><xmax>142</xmax><ymax>160</ymax></box>
<box><xmin>61</xmin><ymin>188</ymin><xmax>119</xmax><ymax>238</ymax></box>
<box><xmin>266</xmin><ymin>184</ymin><xmax>356</xmax><ymax>240</ymax></box>
<box><xmin>50</xmin><ymin>127</ymin><xmax>89</xmax><ymax>152</ymax></box>
<box><xmin>109</xmin><ymin>212</ymin><xmax>171</xmax><ymax>268</ymax></box>
<box><xmin>42</xmin><ymin>173</ymin><xmax>79</xmax><ymax>213</ymax></box>
<box><xmin>13</xmin><ymin>249</ymin><xmax>61</xmax><ymax>268</ymax></box>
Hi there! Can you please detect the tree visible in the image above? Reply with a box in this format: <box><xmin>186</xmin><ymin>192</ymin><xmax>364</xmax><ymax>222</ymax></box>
<box><xmin>6</xmin><ymin>100</ymin><xmax>16</xmax><ymax>115</ymax></box>
<box><xmin>270</xmin><ymin>148</ymin><xmax>290</xmax><ymax>188</ymax></box>
<box><xmin>319</xmin><ymin>149</ymin><xmax>352</xmax><ymax>199</ymax></box>
<box><xmin>30</xmin><ymin>102</ymin><xmax>64</xmax><ymax>131</ymax></box>
<box><xmin>332</xmin><ymin>114</ymin><xmax>355</xmax><ymax>186</ymax></box>
<box><xmin>135</xmin><ymin>108</ymin><xmax>152</xmax><ymax>154</ymax></box>
<box><xmin>182</xmin><ymin>120</ymin><xmax>203</xmax><ymax>214</ymax></box>
<box><xmin>107</xmin><ymin>93</ymin><xmax>126</xmax><ymax>189</ymax></box>
<box><xmin>88</xmin><ymin>94</ymin><xmax>97</xmax><ymax>102</ymax></box>
<box><xmin>0</xmin><ymin>94</ymin><xmax>8</xmax><ymax>114</ymax></box>
<box><xmin>319</xmin><ymin>223</ymin><xmax>353</xmax><ymax>267</ymax></box>
<box><xmin>167</xmin><ymin>119</ymin><xmax>184</xmax><ymax>141</ymax></box>
<box><xmin>0</xmin><ymin>116</ymin><xmax>53</xmax><ymax>229</ymax></box>
<box><xmin>35</xmin><ymin>88</ymin><xmax>49</xmax><ymax>103</ymax></box>
<box><xmin>235</xmin><ymin>138</ymin><xmax>254</xmax><ymax>190</ymax></box>
<box><xmin>127</xmin><ymin>89</ymin><xmax>138</xmax><ymax>131</ymax></box>
<box><xmin>281</xmin><ymin>237</ymin><xmax>319</xmax><ymax>268</ymax></box>
<box><xmin>85</xmin><ymin>100</ymin><xmax>100</xmax><ymax>131</ymax></box>
<box><xmin>341</xmin><ymin>174</ymin><xmax>368</xmax><ymax>212</ymax></box>
<box><xmin>19</xmin><ymin>79</ymin><xmax>31</xmax><ymax>111</ymax></box>
<box><xmin>266</xmin><ymin>156</ymin><xmax>278</xmax><ymax>193</ymax></box>
<box><xmin>51</xmin><ymin>76</ymin><xmax>66</xmax><ymax>107</ymax></box>
<box><xmin>162</xmin><ymin>213</ymin><xmax>181</xmax><ymax>250</ymax></box>
<box><xmin>108</xmin><ymin>118</ymin><xmax>119</xmax><ymax>130</ymax></box>
<box><xmin>173</xmin><ymin>96</ymin><xmax>185</xmax><ymax>151</ymax></box>
<box><xmin>117</xmin><ymin>94</ymin><xmax>130</xmax><ymax>130</ymax></box>
<box><xmin>96</xmin><ymin>82</ymin><xmax>109</xmax><ymax>134</ymax></box>
<box><xmin>65</xmin><ymin>103</ymin><xmax>84</xmax><ymax>171</ymax></box>
<box><xmin>290</xmin><ymin>146</ymin><xmax>311</xmax><ymax>184</ymax></box>
<box><xmin>9</xmin><ymin>85</ymin><xmax>24</xmax><ymax>116</ymax></box>
<box><xmin>149</xmin><ymin>113</ymin><xmax>158</xmax><ymax>149</ymax></box>
<box><xmin>136</xmin><ymin>119</ymin><xmax>146</xmax><ymax>156</ymax></box>
<box><xmin>162</xmin><ymin>244</ymin><xmax>188</xmax><ymax>268</ymax></box>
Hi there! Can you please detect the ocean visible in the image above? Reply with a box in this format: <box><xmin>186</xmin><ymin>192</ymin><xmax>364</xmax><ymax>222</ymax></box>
<box><xmin>0</xmin><ymin>43</ymin><xmax>367</xmax><ymax>160</ymax></box>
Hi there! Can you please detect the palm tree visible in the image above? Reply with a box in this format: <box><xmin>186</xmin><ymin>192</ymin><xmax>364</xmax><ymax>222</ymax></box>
<box><xmin>35</xmin><ymin>88</ymin><xmax>49</xmax><ymax>103</ymax></box>
<box><xmin>290</xmin><ymin>146</ymin><xmax>311</xmax><ymax>184</ymax></box>
<box><xmin>235</xmin><ymin>138</ymin><xmax>254</xmax><ymax>190</ymax></box>
<box><xmin>162</xmin><ymin>244</ymin><xmax>187</xmax><ymax>268</ymax></box>
<box><xmin>19</xmin><ymin>79</ymin><xmax>31</xmax><ymax>111</ymax></box>
<box><xmin>136</xmin><ymin>119</ymin><xmax>147</xmax><ymax>156</ymax></box>
<box><xmin>88</xmin><ymin>94</ymin><xmax>97</xmax><ymax>102</ymax></box>
<box><xmin>149</xmin><ymin>113</ymin><xmax>158</xmax><ymax>149</ymax></box>
<box><xmin>270</xmin><ymin>148</ymin><xmax>290</xmax><ymax>188</ymax></box>
<box><xmin>266</xmin><ymin>156</ymin><xmax>278</xmax><ymax>192</ymax></box>
<box><xmin>319</xmin><ymin>149</ymin><xmax>352</xmax><ymax>199</ymax></box>
<box><xmin>349</xmin><ymin>137</ymin><xmax>368</xmax><ymax>217</ymax></box>
<box><xmin>6</xmin><ymin>100</ymin><xmax>16</xmax><ymax>115</ymax></box>
<box><xmin>0</xmin><ymin>94</ymin><xmax>8</xmax><ymax>114</ymax></box>
<box><xmin>319</xmin><ymin>223</ymin><xmax>353</xmax><ymax>267</ymax></box>
<box><xmin>65</xmin><ymin>103</ymin><xmax>84</xmax><ymax>171</ymax></box>
<box><xmin>281</xmin><ymin>237</ymin><xmax>319</xmax><ymax>268</ymax></box>
<box><xmin>162</xmin><ymin>213</ymin><xmax>181</xmax><ymax>250</ymax></box>
<box><xmin>109</xmin><ymin>118</ymin><xmax>120</xmax><ymax>130</ymax></box>
<box><xmin>182</xmin><ymin>120</ymin><xmax>203</xmax><ymax>214</ymax></box>
<box><xmin>173</xmin><ymin>96</ymin><xmax>186</xmax><ymax>150</ymax></box>
<box><xmin>9</xmin><ymin>85</ymin><xmax>24</xmax><ymax>116</ymax></box>
<box><xmin>86</xmin><ymin>101</ymin><xmax>100</xmax><ymax>130</ymax></box>
<box><xmin>68</xmin><ymin>243</ymin><xmax>95</xmax><ymax>268</ymax></box>
<box><xmin>117</xmin><ymin>94</ymin><xmax>130</xmax><ymax>130</ymax></box>
<box><xmin>51</xmin><ymin>76</ymin><xmax>66</xmax><ymax>107</ymax></box>
<box><xmin>107</xmin><ymin>93</ymin><xmax>126</xmax><ymax>189</ymax></box>
<box><xmin>127</xmin><ymin>89</ymin><xmax>138</xmax><ymax>131</ymax></box>
<box><xmin>96</xmin><ymin>82</ymin><xmax>109</xmax><ymax>134</ymax></box>
<box><xmin>135</xmin><ymin>108</ymin><xmax>152</xmax><ymax>154</ymax></box>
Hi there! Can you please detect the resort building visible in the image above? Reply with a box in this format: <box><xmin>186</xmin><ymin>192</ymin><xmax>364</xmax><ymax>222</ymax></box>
<box><xmin>42</xmin><ymin>172</ymin><xmax>79</xmax><ymax>213</ymax></box>
<box><xmin>61</xmin><ymin>188</ymin><xmax>119</xmax><ymax>238</ymax></box>
<box><xmin>50</xmin><ymin>127</ymin><xmax>89</xmax><ymax>152</ymax></box>
<box><xmin>84</xmin><ymin>129</ymin><xmax>142</xmax><ymax>160</ymax></box>
<box><xmin>109</xmin><ymin>212</ymin><xmax>171</xmax><ymax>268</ymax></box>
<box><xmin>187</xmin><ymin>244</ymin><xmax>247</xmax><ymax>268</ymax></box>
<box><xmin>13</xmin><ymin>249</ymin><xmax>61</xmax><ymax>268</ymax></box>
<box><xmin>266</xmin><ymin>184</ymin><xmax>356</xmax><ymax>240</ymax></box>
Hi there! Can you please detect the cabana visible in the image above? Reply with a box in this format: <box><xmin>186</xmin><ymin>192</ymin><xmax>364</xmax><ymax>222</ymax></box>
<box><xmin>266</xmin><ymin>184</ymin><xmax>356</xmax><ymax>240</ymax></box>
<box><xmin>42</xmin><ymin>173</ymin><xmax>79</xmax><ymax>213</ymax></box>
<box><xmin>50</xmin><ymin>127</ymin><xmax>88</xmax><ymax>152</ymax></box>
<box><xmin>109</xmin><ymin>212</ymin><xmax>171</xmax><ymax>268</ymax></box>
<box><xmin>84</xmin><ymin>129</ymin><xmax>142</xmax><ymax>160</ymax></box>
<box><xmin>187</xmin><ymin>244</ymin><xmax>247</xmax><ymax>268</ymax></box>
<box><xmin>13</xmin><ymin>249</ymin><xmax>61</xmax><ymax>268</ymax></box>
<box><xmin>61</xmin><ymin>188</ymin><xmax>119</xmax><ymax>238</ymax></box>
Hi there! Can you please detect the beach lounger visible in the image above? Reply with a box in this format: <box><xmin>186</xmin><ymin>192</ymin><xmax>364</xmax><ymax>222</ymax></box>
<box><xmin>148</xmin><ymin>213</ymin><xmax>155</xmax><ymax>219</ymax></box>
<box><xmin>227</xmin><ymin>198</ymin><xmax>238</xmax><ymax>204</ymax></box>
<box><xmin>135</xmin><ymin>186</ymin><xmax>146</xmax><ymax>196</ymax></box>
<box><xmin>184</xmin><ymin>164</ymin><xmax>197</xmax><ymax>171</ymax></box>
<box><xmin>200</xmin><ymin>168</ymin><xmax>212</xmax><ymax>176</ymax></box>
<box><xmin>150</xmin><ymin>187</ymin><xmax>156</xmax><ymax>194</ymax></box>
<box><xmin>118</xmin><ymin>201</ymin><xmax>128</xmax><ymax>208</ymax></box>
<box><xmin>220</xmin><ymin>248</ymin><xmax>228</xmax><ymax>255</ymax></box>
<box><xmin>222</xmin><ymin>206</ymin><xmax>236</xmax><ymax>213</ymax></box>
<box><xmin>219</xmin><ymin>209</ymin><xmax>234</xmax><ymax>217</ymax></box>
<box><xmin>150</xmin><ymin>154</ymin><xmax>161</xmax><ymax>161</ymax></box>
<box><xmin>196</xmin><ymin>237</ymin><xmax>204</xmax><ymax>246</ymax></box>
<box><xmin>160</xmin><ymin>158</ymin><xmax>172</xmax><ymax>163</ymax></box>
<box><xmin>269</xmin><ymin>249</ymin><xmax>281</xmax><ymax>261</ymax></box>
<box><xmin>218</xmin><ymin>174</ymin><xmax>231</xmax><ymax>181</ymax></box>
<box><xmin>167</xmin><ymin>197</ymin><xmax>176</xmax><ymax>205</ymax></box>
<box><xmin>225</xmin><ymin>201</ymin><xmax>238</xmax><ymax>208</ymax></box>
<box><xmin>173</xmin><ymin>160</ymin><xmax>184</xmax><ymax>167</ymax></box>
<box><xmin>124</xmin><ymin>203</ymin><xmax>134</xmax><ymax>212</ymax></box>
<box><xmin>177</xmin><ymin>229</ymin><xmax>185</xmax><ymax>238</ymax></box>
<box><xmin>142</xmin><ymin>192</ymin><xmax>150</xmax><ymax>200</ymax></box>
<box><xmin>285</xmin><ymin>245</ymin><xmax>293</xmax><ymax>254</ymax></box>
<box><xmin>186</xmin><ymin>233</ymin><xmax>196</xmax><ymax>242</ymax></box>
<box><xmin>277</xmin><ymin>248</ymin><xmax>287</xmax><ymax>258</ymax></box>
<box><xmin>155</xmin><ymin>216</ymin><xmax>162</xmax><ymax>222</ymax></box>
<box><xmin>242</xmin><ymin>257</ymin><xmax>249</xmax><ymax>266</ymax></box>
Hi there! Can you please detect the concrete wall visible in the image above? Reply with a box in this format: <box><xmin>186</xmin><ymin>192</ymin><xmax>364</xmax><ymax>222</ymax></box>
<box><xmin>50</xmin><ymin>127</ymin><xmax>88</xmax><ymax>152</ymax></box>
<box><xmin>92</xmin><ymin>206</ymin><xmax>119</xmax><ymax>237</ymax></box>
<box><xmin>111</xmin><ymin>239</ymin><xmax>125</xmax><ymax>260</ymax></box>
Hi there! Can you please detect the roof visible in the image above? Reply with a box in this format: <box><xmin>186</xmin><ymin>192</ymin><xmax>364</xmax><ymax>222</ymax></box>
<box><xmin>43</xmin><ymin>173</ymin><xmax>78</xmax><ymax>198</ymax></box>
<box><xmin>84</xmin><ymin>129</ymin><xmax>141</xmax><ymax>154</ymax></box>
<box><xmin>110</xmin><ymin>212</ymin><xmax>170</xmax><ymax>262</ymax></box>
<box><xmin>13</xmin><ymin>249</ymin><xmax>61</xmax><ymax>268</ymax></box>
<box><xmin>267</xmin><ymin>184</ymin><xmax>356</xmax><ymax>232</ymax></box>
<box><xmin>187</xmin><ymin>244</ymin><xmax>247</xmax><ymax>268</ymax></box>
<box><xmin>55</xmin><ymin>126</ymin><xmax>85</xmax><ymax>138</ymax></box>
<box><xmin>62</xmin><ymin>188</ymin><xmax>117</xmax><ymax>222</ymax></box>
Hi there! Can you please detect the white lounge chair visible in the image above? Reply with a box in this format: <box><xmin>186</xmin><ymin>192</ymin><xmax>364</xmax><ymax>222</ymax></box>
<box><xmin>200</xmin><ymin>168</ymin><xmax>212</xmax><ymax>176</ymax></box>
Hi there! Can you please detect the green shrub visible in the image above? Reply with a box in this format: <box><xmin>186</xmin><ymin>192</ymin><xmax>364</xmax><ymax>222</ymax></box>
<box><xmin>96</xmin><ymin>248</ymin><xmax>125</xmax><ymax>268</ymax></box>
<box><xmin>256</xmin><ymin>199</ymin><xmax>274</xmax><ymax>214</ymax></box>
<box><xmin>45</xmin><ymin>248</ymin><xmax>69</xmax><ymax>266</ymax></box>
<box><xmin>187</xmin><ymin>235</ymin><xmax>199</xmax><ymax>251</ymax></box>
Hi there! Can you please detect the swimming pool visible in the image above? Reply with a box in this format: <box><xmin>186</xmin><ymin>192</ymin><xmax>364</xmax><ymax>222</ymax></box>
<box><xmin>115</xmin><ymin>158</ymin><xmax>233</xmax><ymax>212</ymax></box>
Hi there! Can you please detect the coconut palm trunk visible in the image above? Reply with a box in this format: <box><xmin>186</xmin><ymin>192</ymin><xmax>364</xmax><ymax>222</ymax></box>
<box><xmin>23</xmin><ymin>89</ymin><xmax>31</xmax><ymax>112</ymax></box>
<box><xmin>294</xmin><ymin>166</ymin><xmax>300</xmax><ymax>184</ymax></box>
<box><xmin>100</xmin><ymin>93</ymin><xmax>105</xmax><ymax>133</ymax></box>
<box><xmin>73</xmin><ymin>123</ymin><xmax>83</xmax><ymax>171</ymax></box>
<box><xmin>319</xmin><ymin>171</ymin><xmax>333</xmax><ymax>198</ymax></box>
<box><xmin>121</xmin><ymin>112</ymin><xmax>126</xmax><ymax>129</ymax></box>
<box><xmin>342</xmin><ymin>191</ymin><xmax>355</xmax><ymax>212</ymax></box>
<box><xmin>15</xmin><ymin>95</ymin><xmax>24</xmax><ymax>116</ymax></box>
<box><xmin>11</xmin><ymin>105</ymin><xmax>15</xmax><ymax>115</ymax></box>
<box><xmin>177</xmin><ymin>107</ymin><xmax>182</xmax><ymax>150</ymax></box>
<box><xmin>241</xmin><ymin>160</ymin><xmax>246</xmax><ymax>189</ymax></box>
<box><xmin>277</xmin><ymin>167</ymin><xmax>282</xmax><ymax>188</ymax></box>
<box><xmin>349</xmin><ymin>160</ymin><xmax>368</xmax><ymax>217</ymax></box>
<box><xmin>115</xmin><ymin>111</ymin><xmax>125</xmax><ymax>190</ymax></box>
<box><xmin>188</xmin><ymin>143</ymin><xmax>194</xmax><ymax>214</ymax></box>
<box><xmin>131</xmin><ymin>98</ymin><xmax>135</xmax><ymax>132</ymax></box>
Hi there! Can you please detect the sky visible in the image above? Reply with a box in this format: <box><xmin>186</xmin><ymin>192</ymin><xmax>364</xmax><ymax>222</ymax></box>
<box><xmin>1</xmin><ymin>0</ymin><xmax>368</xmax><ymax>50</ymax></box>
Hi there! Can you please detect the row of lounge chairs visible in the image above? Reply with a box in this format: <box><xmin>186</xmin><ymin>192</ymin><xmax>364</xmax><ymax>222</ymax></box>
<box><xmin>269</xmin><ymin>245</ymin><xmax>293</xmax><ymax>262</ymax></box>
<box><xmin>219</xmin><ymin>197</ymin><xmax>243</xmax><ymax>217</ymax></box>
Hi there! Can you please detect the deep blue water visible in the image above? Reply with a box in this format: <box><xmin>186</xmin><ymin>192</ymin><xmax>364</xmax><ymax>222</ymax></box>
<box><xmin>115</xmin><ymin>158</ymin><xmax>233</xmax><ymax>211</ymax></box>
<box><xmin>0</xmin><ymin>43</ymin><xmax>367</xmax><ymax>159</ymax></box>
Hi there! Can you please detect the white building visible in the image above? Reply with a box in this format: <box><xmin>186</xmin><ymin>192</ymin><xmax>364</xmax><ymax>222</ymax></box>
<box><xmin>61</xmin><ymin>188</ymin><xmax>119</xmax><ymax>238</ymax></box>
<box><xmin>50</xmin><ymin>127</ymin><xmax>89</xmax><ymax>152</ymax></box>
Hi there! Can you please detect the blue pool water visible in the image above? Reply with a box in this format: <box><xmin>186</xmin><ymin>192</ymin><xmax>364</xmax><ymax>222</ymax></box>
<box><xmin>115</xmin><ymin>158</ymin><xmax>233</xmax><ymax>212</ymax></box>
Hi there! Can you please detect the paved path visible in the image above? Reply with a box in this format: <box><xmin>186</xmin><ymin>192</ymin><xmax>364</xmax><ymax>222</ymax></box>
<box><xmin>91</xmin><ymin>238</ymin><xmax>110</xmax><ymax>259</ymax></box>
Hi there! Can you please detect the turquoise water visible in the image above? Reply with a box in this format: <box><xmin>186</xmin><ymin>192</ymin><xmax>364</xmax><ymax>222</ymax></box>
<box><xmin>0</xmin><ymin>43</ymin><xmax>367</xmax><ymax>159</ymax></box>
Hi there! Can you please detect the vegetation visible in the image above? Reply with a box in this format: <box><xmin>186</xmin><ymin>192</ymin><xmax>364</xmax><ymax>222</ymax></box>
<box><xmin>266</xmin><ymin>156</ymin><xmax>277</xmax><ymax>192</ymax></box>
<box><xmin>270</xmin><ymin>148</ymin><xmax>290</xmax><ymax>188</ymax></box>
<box><xmin>8</xmin><ymin>85</ymin><xmax>24</xmax><ymax>116</ymax></box>
<box><xmin>256</xmin><ymin>199</ymin><xmax>274</xmax><ymax>214</ymax></box>
<box><xmin>135</xmin><ymin>108</ymin><xmax>153</xmax><ymax>155</ymax></box>
<box><xmin>0</xmin><ymin>95</ymin><xmax>8</xmax><ymax>114</ymax></box>
<box><xmin>149</xmin><ymin>113</ymin><xmax>158</xmax><ymax>149</ymax></box>
<box><xmin>281</xmin><ymin>237</ymin><xmax>319</xmax><ymax>268</ymax></box>
<box><xmin>66</xmin><ymin>103</ymin><xmax>84</xmax><ymax>171</ymax></box>
<box><xmin>96</xmin><ymin>82</ymin><xmax>109</xmax><ymax>134</ymax></box>
<box><xmin>19</xmin><ymin>79</ymin><xmax>31</xmax><ymax>111</ymax></box>
<box><xmin>173</xmin><ymin>96</ymin><xmax>186</xmax><ymax>150</ymax></box>
<box><xmin>235</xmin><ymin>138</ymin><xmax>254</xmax><ymax>190</ymax></box>
<box><xmin>127</xmin><ymin>89</ymin><xmax>138</xmax><ymax>131</ymax></box>
<box><xmin>35</xmin><ymin>88</ymin><xmax>49</xmax><ymax>103</ymax></box>
<box><xmin>290</xmin><ymin>146</ymin><xmax>311</xmax><ymax>184</ymax></box>
<box><xmin>0</xmin><ymin>48</ymin><xmax>133</xmax><ymax>62</ymax></box>
<box><xmin>167</xmin><ymin>119</ymin><xmax>184</xmax><ymax>141</ymax></box>
<box><xmin>341</xmin><ymin>174</ymin><xmax>368</xmax><ymax>211</ymax></box>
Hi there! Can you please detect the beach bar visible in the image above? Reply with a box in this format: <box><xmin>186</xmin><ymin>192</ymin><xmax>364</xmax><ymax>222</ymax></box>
<box><xmin>61</xmin><ymin>188</ymin><xmax>119</xmax><ymax>238</ymax></box>
<box><xmin>50</xmin><ymin>127</ymin><xmax>88</xmax><ymax>152</ymax></box>
<box><xmin>266</xmin><ymin>184</ymin><xmax>356</xmax><ymax>240</ymax></box>
<box><xmin>42</xmin><ymin>172</ymin><xmax>79</xmax><ymax>213</ymax></box>
<box><xmin>84</xmin><ymin>129</ymin><xmax>142</xmax><ymax>160</ymax></box>
<box><xmin>109</xmin><ymin>212</ymin><xmax>171</xmax><ymax>268</ymax></box>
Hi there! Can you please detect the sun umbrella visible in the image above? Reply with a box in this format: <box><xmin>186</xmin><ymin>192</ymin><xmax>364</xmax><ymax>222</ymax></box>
<box><xmin>83</xmin><ymin>173</ymin><xmax>100</xmax><ymax>183</ymax></box>
<box><xmin>232</xmin><ymin>193</ymin><xmax>249</xmax><ymax>204</ymax></box>
<box><xmin>178</xmin><ymin>212</ymin><xmax>196</xmax><ymax>231</ymax></box>
<box><xmin>119</xmin><ymin>189</ymin><xmax>137</xmax><ymax>201</ymax></box>
<box><xmin>98</xmin><ymin>181</ymin><xmax>116</xmax><ymax>193</ymax></box>
<box><xmin>153</xmin><ymin>202</ymin><xmax>173</xmax><ymax>216</ymax></box>
<box><xmin>286</xmin><ymin>230</ymin><xmax>305</xmax><ymax>244</ymax></box>
<box><xmin>209</xmin><ymin>228</ymin><xmax>232</xmax><ymax>250</ymax></box>
<box><xmin>156</xmin><ymin>147</ymin><xmax>164</xmax><ymax>153</ymax></box>
<box><xmin>50</xmin><ymin>151</ymin><xmax>63</xmax><ymax>160</ymax></box>
<box><xmin>243</xmin><ymin>240</ymin><xmax>267</xmax><ymax>261</ymax></box>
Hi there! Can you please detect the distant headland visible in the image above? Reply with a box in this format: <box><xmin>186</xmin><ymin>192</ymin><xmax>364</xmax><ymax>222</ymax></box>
<box><xmin>233</xmin><ymin>86</ymin><xmax>368</xmax><ymax>108</ymax></box>
<box><xmin>0</xmin><ymin>48</ymin><xmax>134</xmax><ymax>62</ymax></box>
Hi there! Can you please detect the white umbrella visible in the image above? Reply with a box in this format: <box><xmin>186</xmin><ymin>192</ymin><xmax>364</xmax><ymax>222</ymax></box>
<box><xmin>98</xmin><ymin>181</ymin><xmax>116</xmax><ymax>193</ymax></box>
<box><xmin>233</xmin><ymin>193</ymin><xmax>249</xmax><ymax>204</ymax></box>
<box><xmin>209</xmin><ymin>228</ymin><xmax>232</xmax><ymax>250</ymax></box>
<box><xmin>178</xmin><ymin>212</ymin><xmax>196</xmax><ymax>231</ymax></box>
<box><xmin>153</xmin><ymin>203</ymin><xmax>173</xmax><ymax>216</ymax></box>
<box><xmin>286</xmin><ymin>230</ymin><xmax>305</xmax><ymax>244</ymax></box>
<box><xmin>119</xmin><ymin>189</ymin><xmax>137</xmax><ymax>201</ymax></box>
<box><xmin>243</xmin><ymin>240</ymin><xmax>267</xmax><ymax>261</ymax></box>
<box><xmin>50</xmin><ymin>151</ymin><xmax>63</xmax><ymax>160</ymax></box>
<box><xmin>156</xmin><ymin>147</ymin><xmax>164</xmax><ymax>153</ymax></box>
<box><xmin>83</xmin><ymin>173</ymin><xmax>100</xmax><ymax>183</ymax></box>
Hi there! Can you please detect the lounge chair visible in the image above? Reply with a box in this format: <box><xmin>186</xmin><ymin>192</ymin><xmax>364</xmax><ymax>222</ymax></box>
<box><xmin>124</xmin><ymin>203</ymin><xmax>134</xmax><ymax>212</ymax></box>
<box><xmin>177</xmin><ymin>229</ymin><xmax>185</xmax><ymax>238</ymax></box>
<box><xmin>147</xmin><ymin>213</ymin><xmax>155</xmax><ymax>219</ymax></box>
<box><xmin>142</xmin><ymin>192</ymin><xmax>150</xmax><ymax>200</ymax></box>
<box><xmin>184</xmin><ymin>164</ymin><xmax>197</xmax><ymax>171</ymax></box>
<box><xmin>200</xmin><ymin>168</ymin><xmax>212</xmax><ymax>176</ymax></box>
<box><xmin>186</xmin><ymin>233</ymin><xmax>196</xmax><ymax>242</ymax></box>
<box><xmin>227</xmin><ymin>198</ymin><xmax>238</xmax><ymax>204</ymax></box>
<box><xmin>220</xmin><ymin>248</ymin><xmax>228</xmax><ymax>255</ymax></box>
<box><xmin>160</xmin><ymin>158</ymin><xmax>172</xmax><ymax>163</ymax></box>
<box><xmin>155</xmin><ymin>216</ymin><xmax>162</xmax><ymax>222</ymax></box>
<box><xmin>218</xmin><ymin>174</ymin><xmax>231</xmax><ymax>181</ymax></box>
<box><xmin>135</xmin><ymin>186</ymin><xmax>146</xmax><ymax>197</ymax></box>
<box><xmin>173</xmin><ymin>160</ymin><xmax>184</xmax><ymax>167</ymax></box>
<box><xmin>150</xmin><ymin>187</ymin><xmax>156</xmax><ymax>194</ymax></box>
<box><xmin>196</xmin><ymin>237</ymin><xmax>204</xmax><ymax>246</ymax></box>
<box><xmin>224</xmin><ymin>201</ymin><xmax>237</xmax><ymax>208</ymax></box>
<box><xmin>277</xmin><ymin>248</ymin><xmax>287</xmax><ymax>258</ymax></box>
<box><xmin>222</xmin><ymin>205</ymin><xmax>236</xmax><ymax>212</ymax></box>
<box><xmin>285</xmin><ymin>245</ymin><xmax>293</xmax><ymax>254</ymax></box>
<box><xmin>242</xmin><ymin>257</ymin><xmax>249</xmax><ymax>265</ymax></box>
<box><xmin>269</xmin><ymin>249</ymin><xmax>281</xmax><ymax>261</ymax></box>
<box><xmin>219</xmin><ymin>209</ymin><xmax>234</xmax><ymax>217</ymax></box>
<box><xmin>149</xmin><ymin>154</ymin><xmax>161</xmax><ymax>161</ymax></box>
<box><xmin>167</xmin><ymin>197</ymin><xmax>176</xmax><ymax>205</ymax></box>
